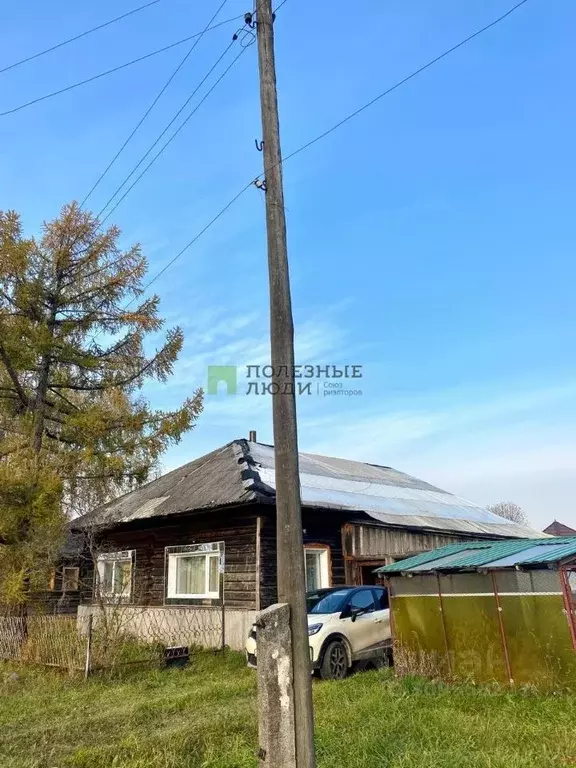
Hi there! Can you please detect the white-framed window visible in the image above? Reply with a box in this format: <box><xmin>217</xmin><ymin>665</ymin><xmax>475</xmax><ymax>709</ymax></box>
<box><xmin>62</xmin><ymin>566</ymin><xmax>80</xmax><ymax>592</ymax></box>
<box><xmin>96</xmin><ymin>551</ymin><xmax>134</xmax><ymax>600</ymax></box>
<box><xmin>304</xmin><ymin>546</ymin><xmax>330</xmax><ymax>591</ymax></box>
<box><xmin>165</xmin><ymin>542</ymin><xmax>224</xmax><ymax>600</ymax></box>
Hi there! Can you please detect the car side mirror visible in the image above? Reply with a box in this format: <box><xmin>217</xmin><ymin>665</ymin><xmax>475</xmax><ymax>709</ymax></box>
<box><xmin>342</xmin><ymin>605</ymin><xmax>364</xmax><ymax>622</ymax></box>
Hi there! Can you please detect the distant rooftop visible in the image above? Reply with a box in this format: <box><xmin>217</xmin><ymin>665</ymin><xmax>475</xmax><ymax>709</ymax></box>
<box><xmin>379</xmin><ymin>536</ymin><xmax>576</xmax><ymax>574</ymax></box>
<box><xmin>543</xmin><ymin>520</ymin><xmax>576</xmax><ymax>537</ymax></box>
<box><xmin>75</xmin><ymin>439</ymin><xmax>541</xmax><ymax>539</ymax></box>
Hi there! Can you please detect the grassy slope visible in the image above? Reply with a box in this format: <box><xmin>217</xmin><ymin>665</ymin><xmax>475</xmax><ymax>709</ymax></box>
<box><xmin>1</xmin><ymin>652</ymin><xmax>575</xmax><ymax>768</ymax></box>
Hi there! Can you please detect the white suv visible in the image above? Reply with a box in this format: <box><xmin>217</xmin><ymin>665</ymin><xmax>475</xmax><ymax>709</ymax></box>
<box><xmin>245</xmin><ymin>586</ymin><xmax>391</xmax><ymax>680</ymax></box>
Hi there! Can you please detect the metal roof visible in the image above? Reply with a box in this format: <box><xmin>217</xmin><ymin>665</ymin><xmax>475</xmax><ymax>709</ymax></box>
<box><xmin>75</xmin><ymin>439</ymin><xmax>541</xmax><ymax>538</ymax></box>
<box><xmin>248</xmin><ymin>442</ymin><xmax>540</xmax><ymax>538</ymax></box>
<box><xmin>379</xmin><ymin>537</ymin><xmax>576</xmax><ymax>574</ymax></box>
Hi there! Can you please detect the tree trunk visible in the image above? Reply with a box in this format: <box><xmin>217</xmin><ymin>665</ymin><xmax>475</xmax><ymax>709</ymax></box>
<box><xmin>31</xmin><ymin>353</ymin><xmax>51</xmax><ymax>454</ymax></box>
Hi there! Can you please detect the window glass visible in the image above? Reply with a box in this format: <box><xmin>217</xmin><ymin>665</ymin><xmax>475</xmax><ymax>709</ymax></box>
<box><xmin>166</xmin><ymin>545</ymin><xmax>223</xmax><ymax>599</ymax></box>
<box><xmin>374</xmin><ymin>588</ymin><xmax>389</xmax><ymax>610</ymax></box>
<box><xmin>208</xmin><ymin>555</ymin><xmax>219</xmax><ymax>593</ymax></box>
<box><xmin>305</xmin><ymin>550</ymin><xmax>322</xmax><ymax>592</ymax></box>
<box><xmin>309</xmin><ymin>589</ymin><xmax>351</xmax><ymax>615</ymax></box>
<box><xmin>62</xmin><ymin>567</ymin><xmax>79</xmax><ymax>592</ymax></box>
<box><xmin>115</xmin><ymin>562</ymin><xmax>132</xmax><ymax>595</ymax></box>
<box><xmin>97</xmin><ymin>552</ymin><xmax>133</xmax><ymax>599</ymax></box>
<box><xmin>101</xmin><ymin>561</ymin><xmax>114</xmax><ymax>593</ymax></box>
<box><xmin>176</xmin><ymin>556</ymin><xmax>205</xmax><ymax>595</ymax></box>
<box><xmin>349</xmin><ymin>589</ymin><xmax>376</xmax><ymax>613</ymax></box>
<box><xmin>304</xmin><ymin>548</ymin><xmax>330</xmax><ymax>591</ymax></box>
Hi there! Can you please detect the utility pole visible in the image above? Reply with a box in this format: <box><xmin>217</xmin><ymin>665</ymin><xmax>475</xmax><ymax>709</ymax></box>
<box><xmin>255</xmin><ymin>2</ymin><xmax>316</xmax><ymax>768</ymax></box>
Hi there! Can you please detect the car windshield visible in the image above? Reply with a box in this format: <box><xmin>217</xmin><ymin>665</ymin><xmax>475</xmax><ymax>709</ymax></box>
<box><xmin>308</xmin><ymin>589</ymin><xmax>352</xmax><ymax>615</ymax></box>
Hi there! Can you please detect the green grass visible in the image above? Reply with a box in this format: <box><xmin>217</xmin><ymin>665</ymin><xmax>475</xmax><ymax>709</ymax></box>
<box><xmin>1</xmin><ymin>652</ymin><xmax>576</xmax><ymax>767</ymax></box>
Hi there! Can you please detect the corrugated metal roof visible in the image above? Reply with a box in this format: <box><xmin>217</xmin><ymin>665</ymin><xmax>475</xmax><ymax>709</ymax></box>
<box><xmin>249</xmin><ymin>443</ymin><xmax>540</xmax><ymax>538</ymax></box>
<box><xmin>75</xmin><ymin>439</ymin><xmax>541</xmax><ymax>539</ymax></box>
<box><xmin>379</xmin><ymin>537</ymin><xmax>576</xmax><ymax>574</ymax></box>
<box><xmin>75</xmin><ymin>442</ymin><xmax>256</xmax><ymax>527</ymax></box>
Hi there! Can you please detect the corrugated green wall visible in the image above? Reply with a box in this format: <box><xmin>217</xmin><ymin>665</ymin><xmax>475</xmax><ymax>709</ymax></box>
<box><xmin>390</xmin><ymin>569</ymin><xmax>576</xmax><ymax>689</ymax></box>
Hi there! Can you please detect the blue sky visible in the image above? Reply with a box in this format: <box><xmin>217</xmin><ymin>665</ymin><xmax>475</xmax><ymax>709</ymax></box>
<box><xmin>1</xmin><ymin>0</ymin><xmax>575</xmax><ymax>529</ymax></box>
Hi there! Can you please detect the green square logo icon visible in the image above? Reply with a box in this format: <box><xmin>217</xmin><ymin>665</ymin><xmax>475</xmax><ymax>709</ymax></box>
<box><xmin>207</xmin><ymin>365</ymin><xmax>237</xmax><ymax>395</ymax></box>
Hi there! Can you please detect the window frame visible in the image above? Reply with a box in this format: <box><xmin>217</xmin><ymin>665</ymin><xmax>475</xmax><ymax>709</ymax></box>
<box><xmin>304</xmin><ymin>545</ymin><xmax>331</xmax><ymax>591</ymax></box>
<box><xmin>96</xmin><ymin>550</ymin><xmax>135</xmax><ymax>602</ymax></box>
<box><xmin>165</xmin><ymin>542</ymin><xmax>225</xmax><ymax>604</ymax></box>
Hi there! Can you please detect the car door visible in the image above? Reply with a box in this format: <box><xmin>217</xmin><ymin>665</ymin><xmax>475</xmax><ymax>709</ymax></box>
<box><xmin>370</xmin><ymin>587</ymin><xmax>391</xmax><ymax>647</ymax></box>
<box><xmin>342</xmin><ymin>588</ymin><xmax>381</xmax><ymax>656</ymax></box>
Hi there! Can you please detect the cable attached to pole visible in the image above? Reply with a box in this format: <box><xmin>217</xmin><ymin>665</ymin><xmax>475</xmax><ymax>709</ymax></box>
<box><xmin>0</xmin><ymin>0</ymin><xmax>167</xmax><ymax>76</ymax></box>
<box><xmin>135</xmin><ymin>0</ymin><xmax>531</xmax><ymax>296</ymax></box>
<box><xmin>0</xmin><ymin>15</ymin><xmax>245</xmax><ymax>118</ymax></box>
<box><xmin>80</xmin><ymin>0</ymin><xmax>232</xmax><ymax>209</ymax></box>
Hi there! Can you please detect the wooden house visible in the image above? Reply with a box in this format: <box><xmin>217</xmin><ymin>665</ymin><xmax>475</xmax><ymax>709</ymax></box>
<box><xmin>73</xmin><ymin>437</ymin><xmax>540</xmax><ymax>649</ymax></box>
<box><xmin>544</xmin><ymin>520</ymin><xmax>576</xmax><ymax>536</ymax></box>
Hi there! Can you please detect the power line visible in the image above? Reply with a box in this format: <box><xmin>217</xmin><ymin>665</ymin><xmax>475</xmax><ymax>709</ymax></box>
<box><xmin>136</xmin><ymin>0</ymin><xmax>530</xmax><ymax>296</ymax></box>
<box><xmin>282</xmin><ymin>0</ymin><xmax>531</xmax><ymax>166</ymax></box>
<box><xmin>100</xmin><ymin>45</ymin><xmax>249</xmax><ymax>225</ymax></box>
<box><xmin>81</xmin><ymin>0</ymin><xmax>231</xmax><ymax>208</ymax></box>
<box><xmin>0</xmin><ymin>0</ymin><xmax>167</xmax><ymax>76</ymax></box>
<box><xmin>97</xmin><ymin>36</ymin><xmax>244</xmax><ymax>222</ymax></box>
<box><xmin>133</xmin><ymin>180</ymin><xmax>255</xmax><ymax>301</ymax></box>
<box><xmin>0</xmin><ymin>15</ymin><xmax>244</xmax><ymax>118</ymax></box>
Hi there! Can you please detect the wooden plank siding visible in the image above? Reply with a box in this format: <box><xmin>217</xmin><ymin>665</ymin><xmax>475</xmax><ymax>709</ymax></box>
<box><xmin>88</xmin><ymin>507</ymin><xmax>484</xmax><ymax>613</ymax></box>
<box><xmin>94</xmin><ymin>507</ymin><xmax>261</xmax><ymax>609</ymax></box>
<box><xmin>259</xmin><ymin>508</ymin><xmax>350</xmax><ymax>608</ymax></box>
<box><xmin>342</xmin><ymin>522</ymin><xmax>483</xmax><ymax>583</ymax></box>
<box><xmin>345</xmin><ymin>523</ymin><xmax>478</xmax><ymax>560</ymax></box>
<box><xmin>29</xmin><ymin>558</ymin><xmax>93</xmax><ymax>615</ymax></box>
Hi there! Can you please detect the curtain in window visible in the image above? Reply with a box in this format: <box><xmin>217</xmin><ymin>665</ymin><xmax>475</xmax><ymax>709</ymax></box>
<box><xmin>100</xmin><ymin>561</ymin><xmax>114</xmax><ymax>593</ymax></box>
<box><xmin>176</xmin><ymin>556</ymin><xmax>206</xmax><ymax>595</ymax></box>
<box><xmin>115</xmin><ymin>561</ymin><xmax>132</xmax><ymax>595</ymax></box>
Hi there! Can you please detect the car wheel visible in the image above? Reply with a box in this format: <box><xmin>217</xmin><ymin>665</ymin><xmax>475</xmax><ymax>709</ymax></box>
<box><xmin>320</xmin><ymin>640</ymin><xmax>348</xmax><ymax>680</ymax></box>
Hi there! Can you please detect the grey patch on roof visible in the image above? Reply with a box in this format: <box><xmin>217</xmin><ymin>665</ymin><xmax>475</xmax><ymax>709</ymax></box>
<box><xmin>249</xmin><ymin>442</ymin><xmax>443</xmax><ymax>491</ymax></box>
<box><xmin>246</xmin><ymin>442</ymin><xmax>540</xmax><ymax>538</ymax></box>
<box><xmin>74</xmin><ymin>438</ymin><xmax>540</xmax><ymax>538</ymax></box>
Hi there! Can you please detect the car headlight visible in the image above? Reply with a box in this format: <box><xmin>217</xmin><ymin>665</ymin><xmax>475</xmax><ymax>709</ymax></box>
<box><xmin>308</xmin><ymin>623</ymin><xmax>323</xmax><ymax>636</ymax></box>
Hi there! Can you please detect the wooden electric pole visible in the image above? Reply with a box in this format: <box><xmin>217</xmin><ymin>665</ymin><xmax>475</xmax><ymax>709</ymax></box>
<box><xmin>256</xmin><ymin>2</ymin><xmax>316</xmax><ymax>767</ymax></box>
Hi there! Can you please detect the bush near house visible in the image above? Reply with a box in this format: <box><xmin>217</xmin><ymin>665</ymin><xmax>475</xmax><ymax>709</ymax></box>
<box><xmin>1</xmin><ymin>651</ymin><xmax>576</xmax><ymax>768</ymax></box>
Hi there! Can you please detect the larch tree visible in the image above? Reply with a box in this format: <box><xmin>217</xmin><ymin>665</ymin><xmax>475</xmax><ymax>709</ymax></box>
<box><xmin>0</xmin><ymin>202</ymin><xmax>203</xmax><ymax>605</ymax></box>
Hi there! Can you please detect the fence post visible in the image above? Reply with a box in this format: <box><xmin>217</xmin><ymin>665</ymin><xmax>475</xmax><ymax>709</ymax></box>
<box><xmin>221</xmin><ymin>597</ymin><xmax>226</xmax><ymax>651</ymax></box>
<box><xmin>84</xmin><ymin>614</ymin><xmax>93</xmax><ymax>680</ymax></box>
<box><xmin>256</xmin><ymin>603</ymin><xmax>296</xmax><ymax>767</ymax></box>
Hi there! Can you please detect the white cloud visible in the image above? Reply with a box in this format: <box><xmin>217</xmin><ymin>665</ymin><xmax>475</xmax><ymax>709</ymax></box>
<box><xmin>298</xmin><ymin>383</ymin><xmax>576</xmax><ymax>531</ymax></box>
<box><xmin>154</xmin><ymin>298</ymin><xmax>576</xmax><ymax>534</ymax></box>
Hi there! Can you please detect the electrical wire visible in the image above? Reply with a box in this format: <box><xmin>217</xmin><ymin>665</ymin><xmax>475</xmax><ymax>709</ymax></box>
<box><xmin>0</xmin><ymin>0</ymin><xmax>167</xmax><ymax>76</ymax></box>
<box><xmin>98</xmin><ymin>41</ymin><xmax>246</xmax><ymax>223</ymax></box>
<box><xmin>132</xmin><ymin>180</ymin><xmax>255</xmax><ymax>302</ymax></box>
<box><xmin>0</xmin><ymin>15</ymin><xmax>245</xmax><ymax>118</ymax></box>
<box><xmin>135</xmin><ymin>0</ymin><xmax>531</xmax><ymax>297</ymax></box>
<box><xmin>80</xmin><ymin>0</ymin><xmax>231</xmax><ymax>208</ymax></box>
<box><xmin>282</xmin><ymin>0</ymin><xmax>531</xmax><ymax>166</ymax></box>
